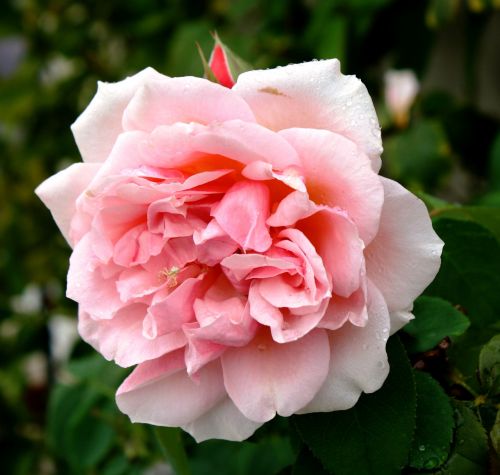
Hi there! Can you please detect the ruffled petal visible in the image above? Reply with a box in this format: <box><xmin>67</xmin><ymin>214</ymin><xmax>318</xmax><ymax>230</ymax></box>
<box><xmin>78</xmin><ymin>305</ymin><xmax>186</xmax><ymax>367</ymax></box>
<box><xmin>191</xmin><ymin>298</ymin><xmax>257</xmax><ymax>347</ymax></box>
<box><xmin>144</xmin><ymin>277</ymin><xmax>205</xmax><ymax>338</ymax></box>
<box><xmin>147</xmin><ymin>120</ymin><xmax>301</xmax><ymax>171</ymax></box>
<box><xmin>297</xmin><ymin>208</ymin><xmax>364</xmax><ymax>298</ymax></box>
<box><xmin>212</xmin><ymin>180</ymin><xmax>271</xmax><ymax>252</ymax></box>
<box><xmin>67</xmin><ymin>235</ymin><xmax>123</xmax><ymax>319</ymax></box>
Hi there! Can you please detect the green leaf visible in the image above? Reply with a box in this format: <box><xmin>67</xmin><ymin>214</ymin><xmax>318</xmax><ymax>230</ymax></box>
<box><xmin>404</xmin><ymin>296</ymin><xmax>470</xmax><ymax>353</ymax></box>
<box><xmin>489</xmin><ymin>131</ymin><xmax>500</xmax><ymax>190</ymax></box>
<box><xmin>294</xmin><ymin>337</ymin><xmax>416</xmax><ymax>475</ymax></box>
<box><xmin>426</xmin><ymin>219</ymin><xmax>500</xmax><ymax>329</ymax></box>
<box><xmin>478</xmin><ymin>334</ymin><xmax>500</xmax><ymax>394</ymax></box>
<box><xmin>101</xmin><ymin>455</ymin><xmax>129</xmax><ymax>475</ymax></box>
<box><xmin>189</xmin><ymin>436</ymin><xmax>294</xmax><ymax>475</ymax></box>
<box><xmin>154</xmin><ymin>427</ymin><xmax>191</xmax><ymax>475</ymax></box>
<box><xmin>491</xmin><ymin>410</ymin><xmax>500</xmax><ymax>456</ymax></box>
<box><xmin>447</xmin><ymin>326</ymin><xmax>500</xmax><ymax>396</ymax></box>
<box><xmin>435</xmin><ymin>402</ymin><xmax>489</xmax><ymax>475</ymax></box>
<box><xmin>430</xmin><ymin>206</ymin><xmax>500</xmax><ymax>243</ymax></box>
<box><xmin>313</xmin><ymin>16</ymin><xmax>348</xmax><ymax>65</ymax></box>
<box><xmin>291</xmin><ymin>447</ymin><xmax>329</xmax><ymax>475</ymax></box>
<box><xmin>409</xmin><ymin>371</ymin><xmax>454</xmax><ymax>470</ymax></box>
<box><xmin>47</xmin><ymin>383</ymin><xmax>115</xmax><ymax>470</ymax></box>
<box><xmin>195</xmin><ymin>42</ymin><xmax>218</xmax><ymax>83</ymax></box>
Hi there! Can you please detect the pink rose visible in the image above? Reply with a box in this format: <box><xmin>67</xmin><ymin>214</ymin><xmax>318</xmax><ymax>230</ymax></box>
<box><xmin>36</xmin><ymin>59</ymin><xmax>443</xmax><ymax>442</ymax></box>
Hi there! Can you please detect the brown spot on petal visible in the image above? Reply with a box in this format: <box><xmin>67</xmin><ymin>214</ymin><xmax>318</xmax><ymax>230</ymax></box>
<box><xmin>258</xmin><ymin>87</ymin><xmax>288</xmax><ymax>97</ymax></box>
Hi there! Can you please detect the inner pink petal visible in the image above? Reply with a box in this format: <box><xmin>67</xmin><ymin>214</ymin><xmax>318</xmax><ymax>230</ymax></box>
<box><xmin>212</xmin><ymin>180</ymin><xmax>272</xmax><ymax>252</ymax></box>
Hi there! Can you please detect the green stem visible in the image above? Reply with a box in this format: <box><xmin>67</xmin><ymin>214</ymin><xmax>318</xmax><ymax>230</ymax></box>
<box><xmin>154</xmin><ymin>427</ymin><xmax>191</xmax><ymax>475</ymax></box>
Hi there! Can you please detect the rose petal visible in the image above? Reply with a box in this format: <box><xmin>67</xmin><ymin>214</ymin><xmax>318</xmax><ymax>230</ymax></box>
<box><xmin>191</xmin><ymin>298</ymin><xmax>257</xmax><ymax>346</ymax></box>
<box><xmin>122</xmin><ymin>76</ymin><xmax>254</xmax><ymax>132</ymax></box>
<box><xmin>297</xmin><ymin>207</ymin><xmax>364</xmax><ymax>298</ymax></box>
<box><xmin>116</xmin><ymin>355</ymin><xmax>226</xmax><ymax>426</ymax></box>
<box><xmin>182</xmin><ymin>398</ymin><xmax>262</xmax><ymax>442</ymax></box>
<box><xmin>233</xmin><ymin>59</ymin><xmax>383</xmax><ymax>167</ymax></box>
<box><xmin>280</xmin><ymin>127</ymin><xmax>384</xmax><ymax>245</ymax></box>
<box><xmin>194</xmin><ymin>220</ymin><xmax>239</xmax><ymax>266</ymax></box>
<box><xmin>365</xmin><ymin>178</ymin><xmax>443</xmax><ymax>318</ymax></box>
<box><xmin>35</xmin><ymin>163</ymin><xmax>101</xmax><ymax>245</ymax></box>
<box><xmin>144</xmin><ymin>277</ymin><xmax>205</xmax><ymax>338</ymax></box>
<box><xmin>267</xmin><ymin>191</ymin><xmax>317</xmax><ymax>227</ymax></box>
<box><xmin>78</xmin><ymin>305</ymin><xmax>187</xmax><ymax>367</ymax></box>
<box><xmin>148</xmin><ymin>120</ymin><xmax>301</xmax><ymax>171</ymax></box>
<box><xmin>221</xmin><ymin>328</ymin><xmax>330</xmax><ymax>422</ymax></box>
<box><xmin>67</xmin><ymin>235</ymin><xmax>123</xmax><ymax>319</ymax></box>
<box><xmin>221</xmin><ymin>252</ymin><xmax>296</xmax><ymax>281</ymax></box>
<box><xmin>319</xmin><ymin>286</ymin><xmax>368</xmax><ymax>331</ymax></box>
<box><xmin>71</xmin><ymin>67</ymin><xmax>165</xmax><ymax>163</ymax></box>
<box><xmin>298</xmin><ymin>280</ymin><xmax>390</xmax><ymax>413</ymax></box>
<box><xmin>212</xmin><ymin>180</ymin><xmax>272</xmax><ymax>252</ymax></box>
<box><xmin>242</xmin><ymin>161</ymin><xmax>306</xmax><ymax>192</ymax></box>
<box><xmin>183</xmin><ymin>325</ymin><xmax>226</xmax><ymax>376</ymax></box>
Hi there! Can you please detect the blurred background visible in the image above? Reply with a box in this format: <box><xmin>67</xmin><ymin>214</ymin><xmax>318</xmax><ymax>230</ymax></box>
<box><xmin>1</xmin><ymin>1</ymin><xmax>499</xmax><ymax>474</ymax></box>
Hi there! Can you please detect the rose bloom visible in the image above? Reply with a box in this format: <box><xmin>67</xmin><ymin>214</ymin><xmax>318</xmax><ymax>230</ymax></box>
<box><xmin>36</xmin><ymin>60</ymin><xmax>442</xmax><ymax>442</ymax></box>
<box><xmin>384</xmin><ymin>69</ymin><xmax>420</xmax><ymax>128</ymax></box>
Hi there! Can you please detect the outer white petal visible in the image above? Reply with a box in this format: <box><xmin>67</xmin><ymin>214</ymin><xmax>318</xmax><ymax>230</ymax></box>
<box><xmin>182</xmin><ymin>398</ymin><xmax>263</xmax><ymax>442</ymax></box>
<box><xmin>35</xmin><ymin>162</ymin><xmax>100</xmax><ymax>245</ymax></box>
<box><xmin>71</xmin><ymin>67</ymin><xmax>166</xmax><ymax>163</ymax></box>
<box><xmin>365</xmin><ymin>177</ymin><xmax>443</xmax><ymax>320</ymax></box>
<box><xmin>298</xmin><ymin>280</ymin><xmax>390</xmax><ymax>413</ymax></box>
<box><xmin>233</xmin><ymin>59</ymin><xmax>383</xmax><ymax>169</ymax></box>
<box><xmin>389</xmin><ymin>309</ymin><xmax>415</xmax><ymax>335</ymax></box>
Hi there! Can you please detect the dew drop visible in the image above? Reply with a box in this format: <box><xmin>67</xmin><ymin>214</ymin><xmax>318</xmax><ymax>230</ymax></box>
<box><xmin>419</xmin><ymin>445</ymin><xmax>426</xmax><ymax>452</ymax></box>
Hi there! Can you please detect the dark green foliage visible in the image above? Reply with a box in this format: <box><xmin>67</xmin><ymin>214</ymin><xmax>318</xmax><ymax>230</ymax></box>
<box><xmin>408</xmin><ymin>371</ymin><xmax>454</xmax><ymax>470</ymax></box>
<box><xmin>404</xmin><ymin>296</ymin><xmax>470</xmax><ymax>353</ymax></box>
<box><xmin>294</xmin><ymin>338</ymin><xmax>416</xmax><ymax>475</ymax></box>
